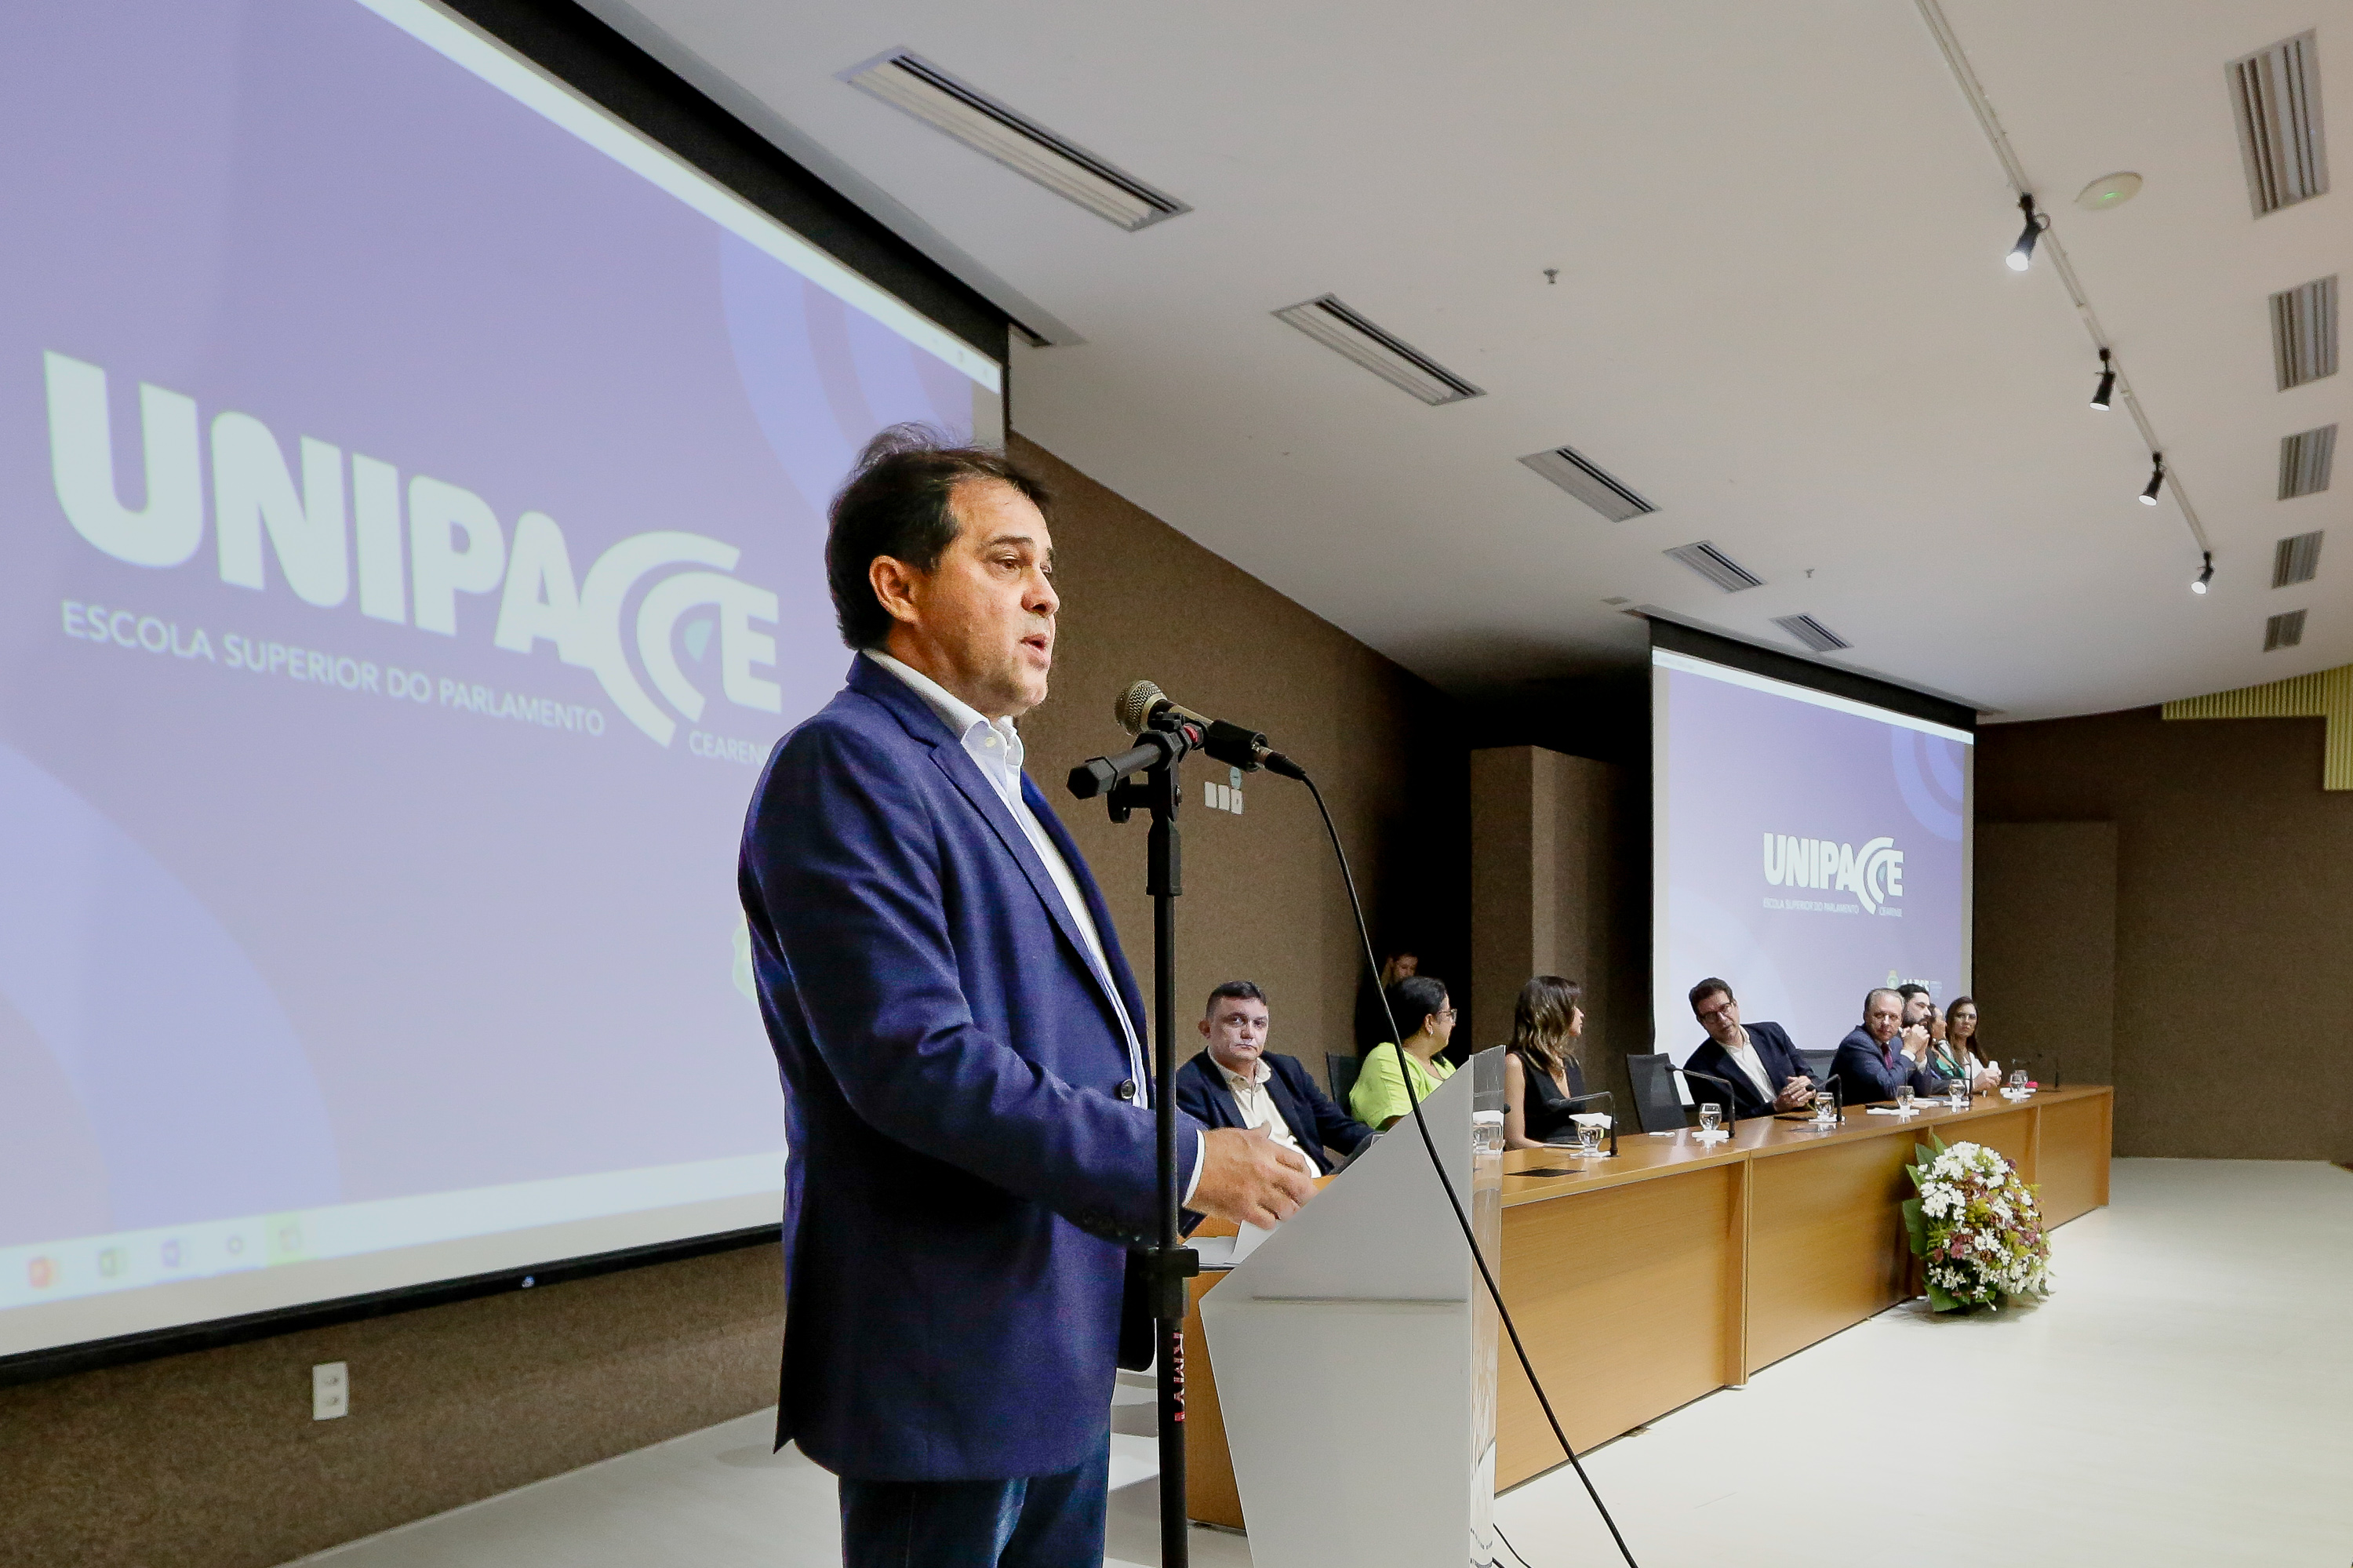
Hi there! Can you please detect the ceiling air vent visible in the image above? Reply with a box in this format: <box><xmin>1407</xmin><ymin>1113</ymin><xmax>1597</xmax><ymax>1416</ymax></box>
<box><xmin>2264</xmin><ymin>609</ymin><xmax>2308</xmax><ymax>651</ymax></box>
<box><xmin>1519</xmin><ymin>445</ymin><xmax>1655</xmax><ymax>522</ymax></box>
<box><xmin>2231</xmin><ymin>31</ymin><xmax>2329</xmax><ymax>217</ymax></box>
<box><xmin>1662</xmin><ymin>540</ymin><xmax>1762</xmax><ymax>593</ymax></box>
<box><xmin>1773</xmin><ymin>613</ymin><xmax>1850</xmax><ymax>653</ymax></box>
<box><xmin>2270</xmin><ymin>275</ymin><xmax>2337</xmax><ymax>390</ymax></box>
<box><xmin>1272</xmin><ymin>296</ymin><xmax>1483</xmax><ymax>406</ymax></box>
<box><xmin>2273</xmin><ymin>529</ymin><xmax>2324</xmax><ymax>588</ymax></box>
<box><xmin>2279</xmin><ymin>424</ymin><xmax>2337</xmax><ymax>497</ymax></box>
<box><xmin>842</xmin><ymin>51</ymin><xmax>1187</xmax><ymax>231</ymax></box>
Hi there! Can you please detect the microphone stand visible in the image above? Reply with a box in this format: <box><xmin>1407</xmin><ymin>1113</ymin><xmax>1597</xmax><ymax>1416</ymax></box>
<box><xmin>1681</xmin><ymin>1069</ymin><xmax>1741</xmax><ymax>1137</ymax></box>
<box><xmin>1069</xmin><ymin>711</ymin><xmax>1201</xmax><ymax>1568</ymax></box>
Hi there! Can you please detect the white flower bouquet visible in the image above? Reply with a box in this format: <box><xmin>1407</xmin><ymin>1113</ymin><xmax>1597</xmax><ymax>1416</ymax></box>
<box><xmin>1900</xmin><ymin>1134</ymin><xmax>2053</xmax><ymax>1312</ymax></box>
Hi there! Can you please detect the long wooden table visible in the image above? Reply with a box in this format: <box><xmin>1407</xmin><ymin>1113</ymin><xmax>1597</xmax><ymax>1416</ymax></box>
<box><xmin>1182</xmin><ymin>1085</ymin><xmax>2111</xmax><ymax>1523</ymax></box>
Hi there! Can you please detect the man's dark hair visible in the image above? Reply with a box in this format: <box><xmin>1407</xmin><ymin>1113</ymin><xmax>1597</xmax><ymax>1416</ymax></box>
<box><xmin>824</xmin><ymin>423</ymin><xmax>1053</xmax><ymax>649</ymax></box>
<box><xmin>1688</xmin><ymin>977</ymin><xmax>1736</xmax><ymax>1012</ymax></box>
<box><xmin>1205</xmin><ymin>980</ymin><xmax>1267</xmax><ymax>1015</ymax></box>
<box><xmin>1383</xmin><ymin>975</ymin><xmax>1450</xmax><ymax>1042</ymax></box>
<box><xmin>1894</xmin><ymin>982</ymin><xmax>1930</xmax><ymax>1002</ymax></box>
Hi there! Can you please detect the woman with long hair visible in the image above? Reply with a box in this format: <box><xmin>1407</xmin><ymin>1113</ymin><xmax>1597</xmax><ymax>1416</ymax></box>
<box><xmin>1502</xmin><ymin>975</ymin><xmax>1587</xmax><ymax>1149</ymax></box>
<box><xmin>1938</xmin><ymin>995</ymin><xmax>2002</xmax><ymax>1091</ymax></box>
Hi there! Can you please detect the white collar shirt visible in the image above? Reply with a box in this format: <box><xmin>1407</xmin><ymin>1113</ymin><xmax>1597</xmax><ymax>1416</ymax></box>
<box><xmin>1726</xmin><ymin>1031</ymin><xmax>1776</xmax><ymax>1101</ymax></box>
<box><xmin>1214</xmin><ymin>1055</ymin><xmax>1314</xmax><ymax>1169</ymax></box>
<box><xmin>864</xmin><ymin>651</ymin><xmax>1151</xmax><ymax>1101</ymax></box>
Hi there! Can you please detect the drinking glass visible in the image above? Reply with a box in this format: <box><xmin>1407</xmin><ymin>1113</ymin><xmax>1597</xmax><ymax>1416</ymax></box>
<box><xmin>2009</xmin><ymin>1069</ymin><xmax>2028</xmax><ymax>1093</ymax></box>
<box><xmin>1949</xmin><ymin>1076</ymin><xmax>1969</xmax><ymax>1110</ymax></box>
<box><xmin>1697</xmin><ymin>1103</ymin><xmax>1722</xmax><ymax>1136</ymax></box>
<box><xmin>1814</xmin><ymin>1093</ymin><xmax>1838</xmax><ymax>1126</ymax></box>
<box><xmin>1575</xmin><ymin>1122</ymin><xmax>1602</xmax><ymax>1157</ymax></box>
<box><xmin>1895</xmin><ymin>1085</ymin><xmax>1915</xmax><ymax>1114</ymax></box>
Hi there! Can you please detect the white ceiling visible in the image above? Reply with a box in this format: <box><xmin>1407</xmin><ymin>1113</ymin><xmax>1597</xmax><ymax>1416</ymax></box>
<box><xmin>584</xmin><ymin>0</ymin><xmax>2353</xmax><ymax>722</ymax></box>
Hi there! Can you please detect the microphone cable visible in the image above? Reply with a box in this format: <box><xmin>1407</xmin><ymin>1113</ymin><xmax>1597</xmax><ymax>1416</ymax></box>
<box><xmin>1296</xmin><ymin>770</ymin><xmax>1641</xmax><ymax>1568</ymax></box>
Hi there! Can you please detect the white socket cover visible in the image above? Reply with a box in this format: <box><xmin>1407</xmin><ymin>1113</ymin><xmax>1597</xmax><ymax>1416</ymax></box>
<box><xmin>312</xmin><ymin>1361</ymin><xmax>350</xmax><ymax>1421</ymax></box>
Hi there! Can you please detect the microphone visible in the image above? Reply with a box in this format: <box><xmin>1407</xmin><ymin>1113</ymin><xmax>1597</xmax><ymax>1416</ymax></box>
<box><xmin>1680</xmin><ymin>1069</ymin><xmax>1741</xmax><ymax>1132</ymax></box>
<box><xmin>1116</xmin><ymin>681</ymin><xmax>1305</xmax><ymax>780</ymax></box>
<box><xmin>1820</xmin><ymin>1072</ymin><xmax>1846</xmax><ymax>1124</ymax></box>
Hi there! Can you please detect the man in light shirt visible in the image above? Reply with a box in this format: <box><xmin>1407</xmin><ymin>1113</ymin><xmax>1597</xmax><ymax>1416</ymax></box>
<box><xmin>1173</xmin><ymin>982</ymin><xmax>1373</xmax><ymax>1227</ymax></box>
<box><xmin>1682</xmin><ymin>977</ymin><xmax>1815</xmax><ymax>1119</ymax></box>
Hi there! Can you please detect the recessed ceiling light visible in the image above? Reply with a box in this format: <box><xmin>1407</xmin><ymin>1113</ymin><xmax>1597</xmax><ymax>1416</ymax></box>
<box><xmin>840</xmin><ymin>51</ymin><xmax>1187</xmax><ymax>231</ymax></box>
<box><xmin>2075</xmin><ymin>172</ymin><xmax>2144</xmax><ymax>211</ymax></box>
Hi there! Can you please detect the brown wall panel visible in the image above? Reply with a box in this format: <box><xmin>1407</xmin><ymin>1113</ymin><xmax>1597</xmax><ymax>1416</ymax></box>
<box><xmin>1977</xmin><ymin>705</ymin><xmax>2353</xmax><ymax>1159</ymax></box>
<box><xmin>0</xmin><ymin>1246</ymin><xmax>782</xmax><ymax>1568</ymax></box>
<box><xmin>1973</xmin><ymin>823</ymin><xmax>2117</xmax><ymax>1090</ymax></box>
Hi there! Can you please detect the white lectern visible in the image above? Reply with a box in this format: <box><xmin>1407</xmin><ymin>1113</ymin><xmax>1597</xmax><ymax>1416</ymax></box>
<box><xmin>1198</xmin><ymin>1049</ymin><xmax>1504</xmax><ymax>1568</ymax></box>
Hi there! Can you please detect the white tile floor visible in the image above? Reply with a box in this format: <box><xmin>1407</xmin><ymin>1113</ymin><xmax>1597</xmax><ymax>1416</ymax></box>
<box><xmin>291</xmin><ymin>1159</ymin><xmax>2353</xmax><ymax>1568</ymax></box>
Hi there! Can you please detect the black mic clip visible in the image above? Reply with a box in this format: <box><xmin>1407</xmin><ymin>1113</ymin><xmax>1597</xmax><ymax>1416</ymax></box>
<box><xmin>1067</xmin><ymin>710</ymin><xmax>1201</xmax><ymax>821</ymax></box>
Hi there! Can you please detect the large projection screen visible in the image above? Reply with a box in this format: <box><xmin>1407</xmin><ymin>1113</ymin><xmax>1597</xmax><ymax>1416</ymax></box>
<box><xmin>1651</xmin><ymin>646</ymin><xmax>1973</xmax><ymax>1065</ymax></box>
<box><xmin>0</xmin><ymin>0</ymin><xmax>1002</xmax><ymax>1363</ymax></box>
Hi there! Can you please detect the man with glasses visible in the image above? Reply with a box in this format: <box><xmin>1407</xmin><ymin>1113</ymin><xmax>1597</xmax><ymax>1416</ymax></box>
<box><xmin>1683</xmin><ymin>977</ymin><xmax>1815</xmax><ymax>1119</ymax></box>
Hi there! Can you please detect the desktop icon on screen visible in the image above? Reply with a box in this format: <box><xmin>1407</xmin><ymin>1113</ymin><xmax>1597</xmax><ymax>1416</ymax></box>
<box><xmin>27</xmin><ymin>1257</ymin><xmax>56</xmax><ymax>1289</ymax></box>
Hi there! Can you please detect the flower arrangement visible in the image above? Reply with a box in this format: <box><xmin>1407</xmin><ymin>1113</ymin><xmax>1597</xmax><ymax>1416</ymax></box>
<box><xmin>1900</xmin><ymin>1135</ymin><xmax>2053</xmax><ymax>1312</ymax></box>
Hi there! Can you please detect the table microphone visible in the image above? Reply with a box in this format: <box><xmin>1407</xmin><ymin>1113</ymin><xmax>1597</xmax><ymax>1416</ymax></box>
<box><xmin>1116</xmin><ymin>680</ymin><xmax>1305</xmax><ymax>779</ymax></box>
<box><xmin>1680</xmin><ymin>1069</ymin><xmax>1740</xmax><ymax>1132</ymax></box>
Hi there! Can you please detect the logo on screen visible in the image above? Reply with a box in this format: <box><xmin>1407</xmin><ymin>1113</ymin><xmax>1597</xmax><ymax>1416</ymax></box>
<box><xmin>43</xmin><ymin>351</ymin><xmax>780</xmax><ymax>748</ymax></box>
<box><xmin>1764</xmin><ymin>833</ymin><xmax>1904</xmax><ymax>914</ymax></box>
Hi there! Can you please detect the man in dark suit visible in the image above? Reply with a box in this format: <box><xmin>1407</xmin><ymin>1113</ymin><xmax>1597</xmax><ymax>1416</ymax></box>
<box><xmin>1682</xmin><ymin>977</ymin><xmax>1815</xmax><ymax>1119</ymax></box>
<box><xmin>739</xmin><ymin>429</ymin><xmax>1315</xmax><ymax>1568</ymax></box>
<box><xmin>1175</xmin><ymin>981</ymin><xmax>1373</xmax><ymax>1202</ymax></box>
<box><xmin>1831</xmin><ymin>987</ymin><xmax>1955</xmax><ymax>1104</ymax></box>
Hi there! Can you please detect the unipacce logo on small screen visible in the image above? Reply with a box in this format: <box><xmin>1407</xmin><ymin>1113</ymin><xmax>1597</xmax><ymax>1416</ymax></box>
<box><xmin>1762</xmin><ymin>832</ymin><xmax>1904</xmax><ymax>914</ymax></box>
<box><xmin>43</xmin><ymin>351</ymin><xmax>781</xmax><ymax>748</ymax></box>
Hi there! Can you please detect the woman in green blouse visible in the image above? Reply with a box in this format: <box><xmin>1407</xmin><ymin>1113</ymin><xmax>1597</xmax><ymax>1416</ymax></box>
<box><xmin>1351</xmin><ymin>974</ymin><xmax>1458</xmax><ymax>1130</ymax></box>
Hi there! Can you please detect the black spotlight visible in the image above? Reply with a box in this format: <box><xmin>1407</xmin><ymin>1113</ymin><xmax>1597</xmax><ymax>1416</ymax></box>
<box><xmin>2006</xmin><ymin>193</ymin><xmax>2044</xmax><ymax>271</ymax></box>
<box><xmin>2091</xmin><ymin>348</ymin><xmax>2115</xmax><ymax>409</ymax></box>
<box><xmin>2192</xmin><ymin>552</ymin><xmax>2214</xmax><ymax>595</ymax></box>
<box><xmin>2140</xmin><ymin>453</ymin><xmax>2165</xmax><ymax>506</ymax></box>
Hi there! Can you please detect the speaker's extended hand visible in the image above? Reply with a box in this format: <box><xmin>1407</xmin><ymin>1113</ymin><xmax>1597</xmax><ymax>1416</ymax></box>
<box><xmin>1191</xmin><ymin>1126</ymin><xmax>1316</xmax><ymax>1229</ymax></box>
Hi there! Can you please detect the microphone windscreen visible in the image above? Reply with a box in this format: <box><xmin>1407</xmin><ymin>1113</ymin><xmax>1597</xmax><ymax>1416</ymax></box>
<box><xmin>1115</xmin><ymin>679</ymin><xmax>1162</xmax><ymax>734</ymax></box>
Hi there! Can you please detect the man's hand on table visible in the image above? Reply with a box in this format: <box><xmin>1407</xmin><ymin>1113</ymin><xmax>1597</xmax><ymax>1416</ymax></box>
<box><xmin>1773</xmin><ymin>1076</ymin><xmax>1816</xmax><ymax>1111</ymax></box>
<box><xmin>1191</xmin><ymin>1126</ymin><xmax>1317</xmax><ymax>1229</ymax></box>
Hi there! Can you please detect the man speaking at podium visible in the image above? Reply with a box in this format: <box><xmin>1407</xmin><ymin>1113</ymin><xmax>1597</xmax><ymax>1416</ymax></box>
<box><xmin>739</xmin><ymin>428</ymin><xmax>1316</xmax><ymax>1568</ymax></box>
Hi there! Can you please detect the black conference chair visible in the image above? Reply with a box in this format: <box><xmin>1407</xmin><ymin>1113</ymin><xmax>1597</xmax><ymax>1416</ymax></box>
<box><xmin>1326</xmin><ymin>1053</ymin><xmax>1363</xmax><ymax>1109</ymax></box>
<box><xmin>1624</xmin><ymin>1053</ymin><xmax>1690</xmax><ymax>1133</ymax></box>
<box><xmin>1797</xmin><ymin>1048</ymin><xmax>1837</xmax><ymax>1085</ymax></box>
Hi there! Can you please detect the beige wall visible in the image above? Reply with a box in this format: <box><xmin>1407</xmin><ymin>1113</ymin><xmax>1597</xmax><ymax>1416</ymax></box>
<box><xmin>1468</xmin><ymin>747</ymin><xmax>1646</xmax><ymax>1117</ymax></box>
<box><xmin>1976</xmin><ymin>705</ymin><xmax>2351</xmax><ymax>1159</ymax></box>
<box><xmin>0</xmin><ymin>435</ymin><xmax>1467</xmax><ymax>1567</ymax></box>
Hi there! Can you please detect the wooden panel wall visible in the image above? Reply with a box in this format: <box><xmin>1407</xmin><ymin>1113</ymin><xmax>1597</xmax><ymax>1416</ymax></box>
<box><xmin>1973</xmin><ymin>822</ymin><xmax>2118</xmax><ymax>1091</ymax></box>
<box><xmin>1468</xmin><ymin>747</ymin><xmax>1644</xmax><ymax>1118</ymax></box>
<box><xmin>1977</xmin><ymin>705</ymin><xmax>2353</xmax><ymax>1159</ymax></box>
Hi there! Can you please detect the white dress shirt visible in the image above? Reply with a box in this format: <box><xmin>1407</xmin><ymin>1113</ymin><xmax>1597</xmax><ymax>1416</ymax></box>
<box><xmin>1726</xmin><ymin>1031</ymin><xmax>1777</xmax><ymax>1102</ymax></box>
<box><xmin>865</xmin><ymin>652</ymin><xmax>1205</xmax><ymax>1199</ymax></box>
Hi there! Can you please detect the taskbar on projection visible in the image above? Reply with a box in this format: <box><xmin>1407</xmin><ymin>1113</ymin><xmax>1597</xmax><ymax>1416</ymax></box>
<box><xmin>0</xmin><ymin>1152</ymin><xmax>784</xmax><ymax>1360</ymax></box>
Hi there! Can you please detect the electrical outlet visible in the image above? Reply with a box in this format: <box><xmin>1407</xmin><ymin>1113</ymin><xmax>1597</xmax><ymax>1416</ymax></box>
<box><xmin>312</xmin><ymin>1361</ymin><xmax>349</xmax><ymax>1421</ymax></box>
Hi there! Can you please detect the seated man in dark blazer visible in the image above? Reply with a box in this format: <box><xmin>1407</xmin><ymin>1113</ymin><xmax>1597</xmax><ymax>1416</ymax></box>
<box><xmin>1682</xmin><ymin>977</ymin><xmax>1815</xmax><ymax>1119</ymax></box>
<box><xmin>1175</xmin><ymin>982</ymin><xmax>1373</xmax><ymax>1222</ymax></box>
<box><xmin>1831</xmin><ymin>987</ymin><xmax>1955</xmax><ymax>1104</ymax></box>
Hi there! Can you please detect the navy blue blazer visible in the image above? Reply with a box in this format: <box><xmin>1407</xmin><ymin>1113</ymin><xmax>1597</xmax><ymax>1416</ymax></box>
<box><xmin>739</xmin><ymin>657</ymin><xmax>1204</xmax><ymax>1482</ymax></box>
<box><xmin>1830</xmin><ymin>1024</ymin><xmax>1951</xmax><ymax>1104</ymax></box>
<box><xmin>1684</xmin><ymin>1020</ymin><xmax>1809</xmax><ymax>1119</ymax></box>
<box><xmin>1172</xmin><ymin>1051</ymin><xmax>1373</xmax><ymax>1176</ymax></box>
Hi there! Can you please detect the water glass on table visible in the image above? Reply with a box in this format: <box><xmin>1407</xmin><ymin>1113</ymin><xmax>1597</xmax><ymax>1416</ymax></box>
<box><xmin>1895</xmin><ymin>1085</ymin><xmax>1915</xmax><ymax>1115</ymax></box>
<box><xmin>1575</xmin><ymin>1120</ymin><xmax>1602</xmax><ymax>1157</ymax></box>
<box><xmin>1697</xmin><ymin>1102</ymin><xmax>1722</xmax><ymax>1136</ymax></box>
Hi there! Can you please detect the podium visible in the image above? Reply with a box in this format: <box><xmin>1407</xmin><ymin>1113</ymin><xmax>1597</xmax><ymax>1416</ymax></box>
<box><xmin>1197</xmin><ymin>1049</ymin><xmax>1504</xmax><ymax>1568</ymax></box>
